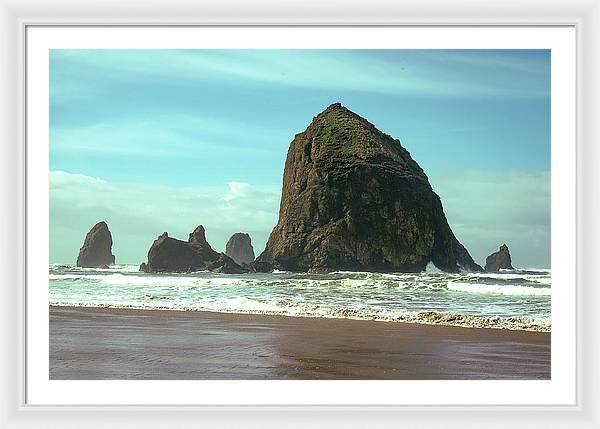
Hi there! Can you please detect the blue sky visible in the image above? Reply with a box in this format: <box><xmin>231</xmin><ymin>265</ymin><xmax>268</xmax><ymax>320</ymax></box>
<box><xmin>49</xmin><ymin>49</ymin><xmax>551</xmax><ymax>268</ymax></box>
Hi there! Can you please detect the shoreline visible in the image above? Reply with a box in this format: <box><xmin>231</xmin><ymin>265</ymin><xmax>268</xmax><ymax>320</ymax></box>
<box><xmin>50</xmin><ymin>305</ymin><xmax>550</xmax><ymax>380</ymax></box>
<box><xmin>49</xmin><ymin>302</ymin><xmax>550</xmax><ymax>333</ymax></box>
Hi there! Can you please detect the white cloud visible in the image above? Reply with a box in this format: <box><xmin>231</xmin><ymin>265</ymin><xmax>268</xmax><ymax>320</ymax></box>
<box><xmin>222</xmin><ymin>181</ymin><xmax>251</xmax><ymax>201</ymax></box>
<box><xmin>51</xmin><ymin>170</ymin><xmax>107</xmax><ymax>187</ymax></box>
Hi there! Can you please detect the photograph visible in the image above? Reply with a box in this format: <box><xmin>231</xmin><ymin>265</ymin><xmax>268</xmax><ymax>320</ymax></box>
<box><xmin>48</xmin><ymin>48</ymin><xmax>551</xmax><ymax>380</ymax></box>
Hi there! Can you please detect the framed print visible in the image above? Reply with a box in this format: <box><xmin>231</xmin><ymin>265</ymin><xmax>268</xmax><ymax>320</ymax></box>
<box><xmin>1</xmin><ymin>0</ymin><xmax>599</xmax><ymax>428</ymax></box>
<box><xmin>29</xmin><ymin>23</ymin><xmax>574</xmax><ymax>403</ymax></box>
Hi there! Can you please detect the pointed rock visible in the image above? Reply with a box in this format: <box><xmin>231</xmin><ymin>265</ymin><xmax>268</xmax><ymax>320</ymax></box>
<box><xmin>189</xmin><ymin>225</ymin><xmax>208</xmax><ymax>244</ymax></box>
<box><xmin>225</xmin><ymin>233</ymin><xmax>255</xmax><ymax>265</ymax></box>
<box><xmin>254</xmin><ymin>103</ymin><xmax>482</xmax><ymax>273</ymax></box>
<box><xmin>140</xmin><ymin>225</ymin><xmax>248</xmax><ymax>274</ymax></box>
<box><xmin>76</xmin><ymin>221</ymin><xmax>115</xmax><ymax>268</ymax></box>
<box><xmin>484</xmin><ymin>244</ymin><xmax>514</xmax><ymax>272</ymax></box>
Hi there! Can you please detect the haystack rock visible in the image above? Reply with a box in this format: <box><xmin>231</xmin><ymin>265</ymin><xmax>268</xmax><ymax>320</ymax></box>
<box><xmin>484</xmin><ymin>244</ymin><xmax>514</xmax><ymax>272</ymax></box>
<box><xmin>139</xmin><ymin>225</ymin><xmax>247</xmax><ymax>274</ymax></box>
<box><xmin>254</xmin><ymin>103</ymin><xmax>483</xmax><ymax>273</ymax></box>
<box><xmin>225</xmin><ymin>233</ymin><xmax>255</xmax><ymax>265</ymax></box>
<box><xmin>76</xmin><ymin>221</ymin><xmax>115</xmax><ymax>268</ymax></box>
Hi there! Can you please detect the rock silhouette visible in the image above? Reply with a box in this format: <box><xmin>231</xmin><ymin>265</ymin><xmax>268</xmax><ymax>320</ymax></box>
<box><xmin>484</xmin><ymin>244</ymin><xmax>514</xmax><ymax>272</ymax></box>
<box><xmin>139</xmin><ymin>225</ymin><xmax>247</xmax><ymax>274</ymax></box>
<box><xmin>76</xmin><ymin>221</ymin><xmax>115</xmax><ymax>268</ymax></box>
<box><xmin>254</xmin><ymin>103</ymin><xmax>482</xmax><ymax>273</ymax></box>
<box><xmin>225</xmin><ymin>233</ymin><xmax>255</xmax><ymax>265</ymax></box>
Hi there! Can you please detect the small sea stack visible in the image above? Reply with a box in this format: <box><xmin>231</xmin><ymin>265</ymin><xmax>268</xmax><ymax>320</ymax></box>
<box><xmin>225</xmin><ymin>233</ymin><xmax>255</xmax><ymax>265</ymax></box>
<box><xmin>484</xmin><ymin>244</ymin><xmax>514</xmax><ymax>272</ymax></box>
<box><xmin>76</xmin><ymin>221</ymin><xmax>115</xmax><ymax>268</ymax></box>
<box><xmin>139</xmin><ymin>225</ymin><xmax>248</xmax><ymax>274</ymax></box>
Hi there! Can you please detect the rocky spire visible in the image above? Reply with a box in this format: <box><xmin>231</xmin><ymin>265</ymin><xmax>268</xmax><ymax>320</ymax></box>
<box><xmin>76</xmin><ymin>221</ymin><xmax>115</xmax><ymax>268</ymax></box>
<box><xmin>484</xmin><ymin>244</ymin><xmax>514</xmax><ymax>272</ymax></box>
<box><xmin>225</xmin><ymin>233</ymin><xmax>255</xmax><ymax>265</ymax></box>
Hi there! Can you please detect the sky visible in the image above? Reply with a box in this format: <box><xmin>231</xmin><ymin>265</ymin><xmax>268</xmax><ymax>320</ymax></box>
<box><xmin>49</xmin><ymin>49</ymin><xmax>551</xmax><ymax>268</ymax></box>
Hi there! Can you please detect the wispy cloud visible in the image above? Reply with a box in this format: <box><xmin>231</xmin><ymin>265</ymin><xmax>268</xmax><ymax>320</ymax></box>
<box><xmin>50</xmin><ymin>114</ymin><xmax>289</xmax><ymax>158</ymax></box>
<box><xmin>432</xmin><ymin>50</ymin><xmax>550</xmax><ymax>74</ymax></box>
<box><xmin>51</xmin><ymin>49</ymin><xmax>550</xmax><ymax>102</ymax></box>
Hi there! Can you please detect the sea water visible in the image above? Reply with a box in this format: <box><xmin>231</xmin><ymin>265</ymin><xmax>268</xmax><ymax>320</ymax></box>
<box><xmin>49</xmin><ymin>264</ymin><xmax>551</xmax><ymax>332</ymax></box>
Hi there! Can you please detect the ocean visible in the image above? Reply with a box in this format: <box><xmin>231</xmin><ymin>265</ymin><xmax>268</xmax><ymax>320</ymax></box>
<box><xmin>49</xmin><ymin>264</ymin><xmax>551</xmax><ymax>332</ymax></box>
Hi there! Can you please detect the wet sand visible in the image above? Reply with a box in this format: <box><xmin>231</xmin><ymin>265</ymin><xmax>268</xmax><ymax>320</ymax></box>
<box><xmin>49</xmin><ymin>305</ymin><xmax>550</xmax><ymax>380</ymax></box>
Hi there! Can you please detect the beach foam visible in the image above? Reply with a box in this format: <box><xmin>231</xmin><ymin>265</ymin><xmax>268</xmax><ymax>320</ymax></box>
<box><xmin>447</xmin><ymin>281</ymin><xmax>551</xmax><ymax>296</ymax></box>
<box><xmin>49</xmin><ymin>264</ymin><xmax>551</xmax><ymax>332</ymax></box>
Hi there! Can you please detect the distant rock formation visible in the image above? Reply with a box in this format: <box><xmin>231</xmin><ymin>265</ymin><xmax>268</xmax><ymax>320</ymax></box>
<box><xmin>225</xmin><ymin>233</ymin><xmax>255</xmax><ymax>265</ymax></box>
<box><xmin>254</xmin><ymin>103</ymin><xmax>483</xmax><ymax>273</ymax></box>
<box><xmin>139</xmin><ymin>225</ymin><xmax>247</xmax><ymax>274</ymax></box>
<box><xmin>484</xmin><ymin>244</ymin><xmax>514</xmax><ymax>272</ymax></box>
<box><xmin>76</xmin><ymin>221</ymin><xmax>115</xmax><ymax>268</ymax></box>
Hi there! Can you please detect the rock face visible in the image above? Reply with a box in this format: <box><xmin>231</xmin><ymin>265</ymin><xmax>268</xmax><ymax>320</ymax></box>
<box><xmin>225</xmin><ymin>233</ymin><xmax>255</xmax><ymax>265</ymax></box>
<box><xmin>139</xmin><ymin>225</ymin><xmax>247</xmax><ymax>274</ymax></box>
<box><xmin>484</xmin><ymin>244</ymin><xmax>514</xmax><ymax>272</ymax></box>
<box><xmin>76</xmin><ymin>221</ymin><xmax>115</xmax><ymax>268</ymax></box>
<box><xmin>254</xmin><ymin>103</ymin><xmax>483</xmax><ymax>273</ymax></box>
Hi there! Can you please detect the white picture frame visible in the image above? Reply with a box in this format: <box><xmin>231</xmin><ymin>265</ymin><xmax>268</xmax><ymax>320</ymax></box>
<box><xmin>1</xmin><ymin>0</ymin><xmax>599</xmax><ymax>427</ymax></box>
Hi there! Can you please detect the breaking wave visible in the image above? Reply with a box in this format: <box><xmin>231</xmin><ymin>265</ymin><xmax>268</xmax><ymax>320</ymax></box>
<box><xmin>447</xmin><ymin>281</ymin><xmax>551</xmax><ymax>296</ymax></box>
<box><xmin>49</xmin><ymin>297</ymin><xmax>550</xmax><ymax>332</ymax></box>
<box><xmin>49</xmin><ymin>264</ymin><xmax>551</xmax><ymax>332</ymax></box>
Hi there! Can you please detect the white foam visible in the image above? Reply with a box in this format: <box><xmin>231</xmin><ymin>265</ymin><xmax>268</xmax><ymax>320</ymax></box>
<box><xmin>49</xmin><ymin>264</ymin><xmax>141</xmax><ymax>273</ymax></box>
<box><xmin>447</xmin><ymin>281</ymin><xmax>551</xmax><ymax>296</ymax></box>
<box><xmin>49</xmin><ymin>274</ymin><xmax>88</xmax><ymax>281</ymax></box>
<box><xmin>48</xmin><ymin>300</ymin><xmax>550</xmax><ymax>332</ymax></box>
<box><xmin>425</xmin><ymin>261</ymin><xmax>443</xmax><ymax>273</ymax></box>
<box><xmin>99</xmin><ymin>274</ymin><xmax>200</xmax><ymax>287</ymax></box>
<box><xmin>467</xmin><ymin>272</ymin><xmax>527</xmax><ymax>280</ymax></box>
<box><xmin>466</xmin><ymin>271</ymin><xmax>552</xmax><ymax>284</ymax></box>
<box><xmin>525</xmin><ymin>276</ymin><xmax>552</xmax><ymax>285</ymax></box>
<box><xmin>49</xmin><ymin>266</ymin><xmax>551</xmax><ymax>332</ymax></box>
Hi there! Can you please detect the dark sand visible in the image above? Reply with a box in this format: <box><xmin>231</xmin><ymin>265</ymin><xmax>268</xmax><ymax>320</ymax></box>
<box><xmin>49</xmin><ymin>305</ymin><xmax>550</xmax><ymax>380</ymax></box>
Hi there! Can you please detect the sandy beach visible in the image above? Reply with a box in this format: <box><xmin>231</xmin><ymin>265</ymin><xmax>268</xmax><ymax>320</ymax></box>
<box><xmin>49</xmin><ymin>305</ymin><xmax>550</xmax><ymax>380</ymax></box>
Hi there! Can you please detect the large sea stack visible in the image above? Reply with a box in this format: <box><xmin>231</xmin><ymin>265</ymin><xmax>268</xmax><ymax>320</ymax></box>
<box><xmin>225</xmin><ymin>233</ymin><xmax>255</xmax><ymax>265</ymax></box>
<box><xmin>484</xmin><ymin>244</ymin><xmax>514</xmax><ymax>272</ymax></box>
<box><xmin>76</xmin><ymin>221</ymin><xmax>115</xmax><ymax>268</ymax></box>
<box><xmin>139</xmin><ymin>225</ymin><xmax>247</xmax><ymax>274</ymax></box>
<box><xmin>254</xmin><ymin>103</ymin><xmax>482</xmax><ymax>273</ymax></box>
